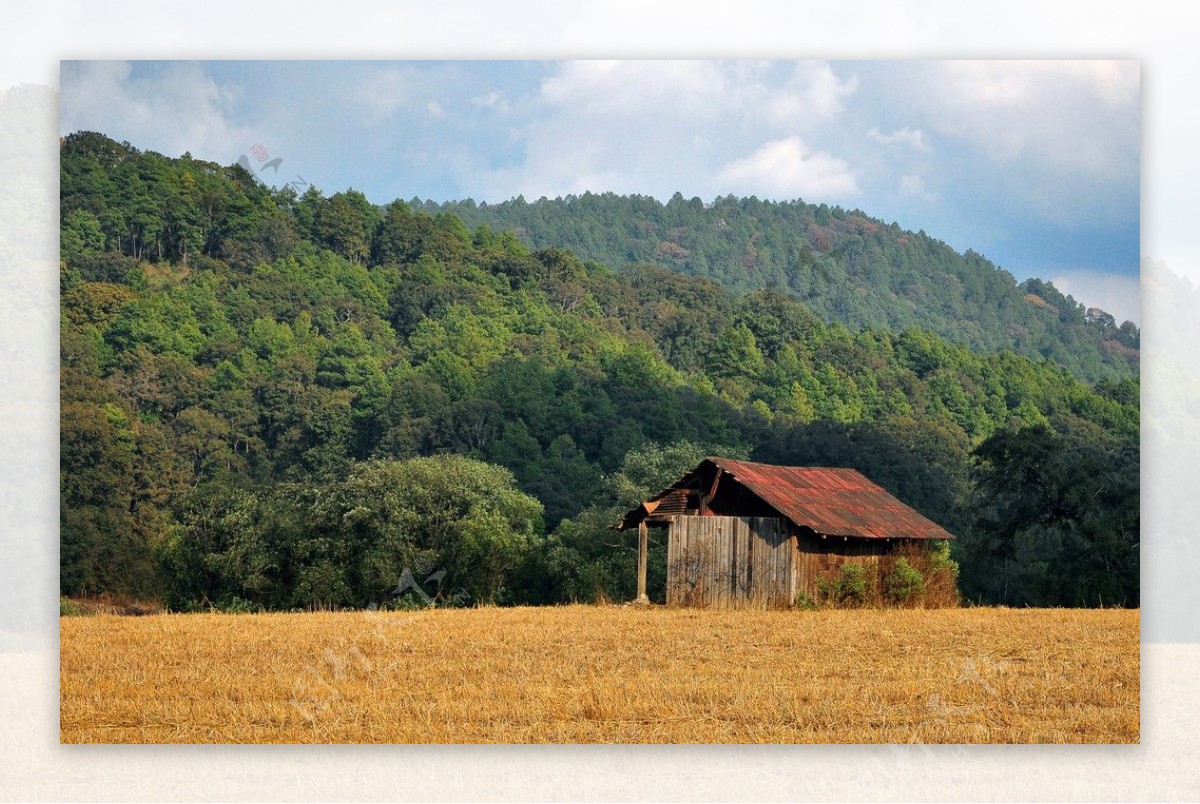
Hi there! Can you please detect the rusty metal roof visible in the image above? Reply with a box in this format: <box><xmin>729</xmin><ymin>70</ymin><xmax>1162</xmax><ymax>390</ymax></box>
<box><xmin>708</xmin><ymin>457</ymin><xmax>954</xmax><ymax>540</ymax></box>
<box><xmin>619</xmin><ymin>457</ymin><xmax>954</xmax><ymax>540</ymax></box>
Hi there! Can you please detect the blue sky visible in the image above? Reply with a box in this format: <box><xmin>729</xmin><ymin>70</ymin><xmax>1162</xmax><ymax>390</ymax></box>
<box><xmin>60</xmin><ymin>59</ymin><xmax>1141</xmax><ymax>323</ymax></box>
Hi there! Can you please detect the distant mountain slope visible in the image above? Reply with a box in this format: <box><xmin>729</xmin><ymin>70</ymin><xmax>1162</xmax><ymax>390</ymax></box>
<box><xmin>417</xmin><ymin>193</ymin><xmax>1139</xmax><ymax>383</ymax></box>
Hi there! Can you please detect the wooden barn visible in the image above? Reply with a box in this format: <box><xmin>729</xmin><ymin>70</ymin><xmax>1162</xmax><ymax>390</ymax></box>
<box><xmin>616</xmin><ymin>457</ymin><xmax>955</xmax><ymax>607</ymax></box>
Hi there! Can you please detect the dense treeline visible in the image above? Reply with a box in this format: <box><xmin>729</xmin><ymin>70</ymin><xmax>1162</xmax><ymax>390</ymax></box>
<box><xmin>59</xmin><ymin>132</ymin><xmax>1139</xmax><ymax>610</ymax></box>
<box><xmin>418</xmin><ymin>193</ymin><xmax>1139</xmax><ymax>384</ymax></box>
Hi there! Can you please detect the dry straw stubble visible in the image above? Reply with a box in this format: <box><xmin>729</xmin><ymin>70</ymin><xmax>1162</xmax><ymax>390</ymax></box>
<box><xmin>60</xmin><ymin>606</ymin><xmax>1138</xmax><ymax>744</ymax></box>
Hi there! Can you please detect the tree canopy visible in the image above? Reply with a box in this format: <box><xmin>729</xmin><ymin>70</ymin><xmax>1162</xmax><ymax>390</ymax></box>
<box><xmin>59</xmin><ymin>133</ymin><xmax>1139</xmax><ymax>609</ymax></box>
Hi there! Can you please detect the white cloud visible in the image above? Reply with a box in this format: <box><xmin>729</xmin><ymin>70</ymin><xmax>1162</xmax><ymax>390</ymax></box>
<box><xmin>351</xmin><ymin>68</ymin><xmax>412</xmax><ymax>122</ymax></box>
<box><xmin>471</xmin><ymin>91</ymin><xmax>511</xmax><ymax>112</ymax></box>
<box><xmin>536</xmin><ymin>59</ymin><xmax>856</xmax><ymax>128</ymax></box>
<box><xmin>898</xmin><ymin>173</ymin><xmax>927</xmax><ymax>197</ymax></box>
<box><xmin>1051</xmin><ymin>269</ymin><xmax>1141</xmax><ymax>325</ymax></box>
<box><xmin>60</xmin><ymin>61</ymin><xmax>256</xmax><ymax>161</ymax></box>
<box><xmin>911</xmin><ymin>60</ymin><xmax>1139</xmax><ymax>173</ymax></box>
<box><xmin>864</xmin><ymin>60</ymin><xmax>1141</xmax><ymax>230</ymax></box>
<box><xmin>767</xmin><ymin>61</ymin><xmax>859</xmax><ymax>127</ymax></box>
<box><xmin>539</xmin><ymin>60</ymin><xmax>724</xmax><ymax>118</ymax></box>
<box><xmin>868</xmin><ymin>126</ymin><xmax>929</xmax><ymax>151</ymax></box>
<box><xmin>718</xmin><ymin>137</ymin><xmax>858</xmax><ymax>200</ymax></box>
<box><xmin>1058</xmin><ymin>60</ymin><xmax>1140</xmax><ymax>108</ymax></box>
<box><xmin>477</xmin><ymin>60</ymin><xmax>859</xmax><ymax>201</ymax></box>
<box><xmin>350</xmin><ymin>65</ymin><xmax>461</xmax><ymax>125</ymax></box>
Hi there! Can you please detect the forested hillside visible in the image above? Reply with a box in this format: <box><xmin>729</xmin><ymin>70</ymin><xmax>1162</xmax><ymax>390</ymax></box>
<box><xmin>418</xmin><ymin>194</ymin><xmax>1139</xmax><ymax>383</ymax></box>
<box><xmin>59</xmin><ymin>132</ymin><xmax>1139</xmax><ymax>610</ymax></box>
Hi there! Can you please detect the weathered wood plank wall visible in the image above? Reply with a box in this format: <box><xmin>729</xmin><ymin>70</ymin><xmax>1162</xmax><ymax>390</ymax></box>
<box><xmin>667</xmin><ymin>516</ymin><xmax>794</xmax><ymax>608</ymax></box>
<box><xmin>666</xmin><ymin>516</ymin><xmax>900</xmax><ymax>606</ymax></box>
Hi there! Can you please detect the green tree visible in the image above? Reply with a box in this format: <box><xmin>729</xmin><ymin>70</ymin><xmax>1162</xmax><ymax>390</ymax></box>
<box><xmin>318</xmin><ymin>456</ymin><xmax>543</xmax><ymax>604</ymax></box>
<box><xmin>960</xmin><ymin>417</ymin><xmax>1138</xmax><ymax>607</ymax></box>
<box><xmin>61</xmin><ymin>208</ymin><xmax>106</xmax><ymax>264</ymax></box>
<box><xmin>315</xmin><ymin>190</ymin><xmax>378</xmax><ymax>264</ymax></box>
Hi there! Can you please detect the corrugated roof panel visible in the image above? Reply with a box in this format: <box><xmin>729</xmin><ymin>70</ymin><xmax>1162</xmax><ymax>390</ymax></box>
<box><xmin>707</xmin><ymin>457</ymin><xmax>955</xmax><ymax>540</ymax></box>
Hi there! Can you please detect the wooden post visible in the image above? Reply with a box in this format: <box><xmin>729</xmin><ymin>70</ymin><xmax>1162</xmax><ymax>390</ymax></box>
<box><xmin>637</xmin><ymin>521</ymin><xmax>649</xmax><ymax>604</ymax></box>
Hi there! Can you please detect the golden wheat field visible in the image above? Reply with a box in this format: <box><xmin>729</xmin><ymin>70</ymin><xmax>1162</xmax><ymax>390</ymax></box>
<box><xmin>59</xmin><ymin>606</ymin><xmax>1138</xmax><ymax>744</ymax></box>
